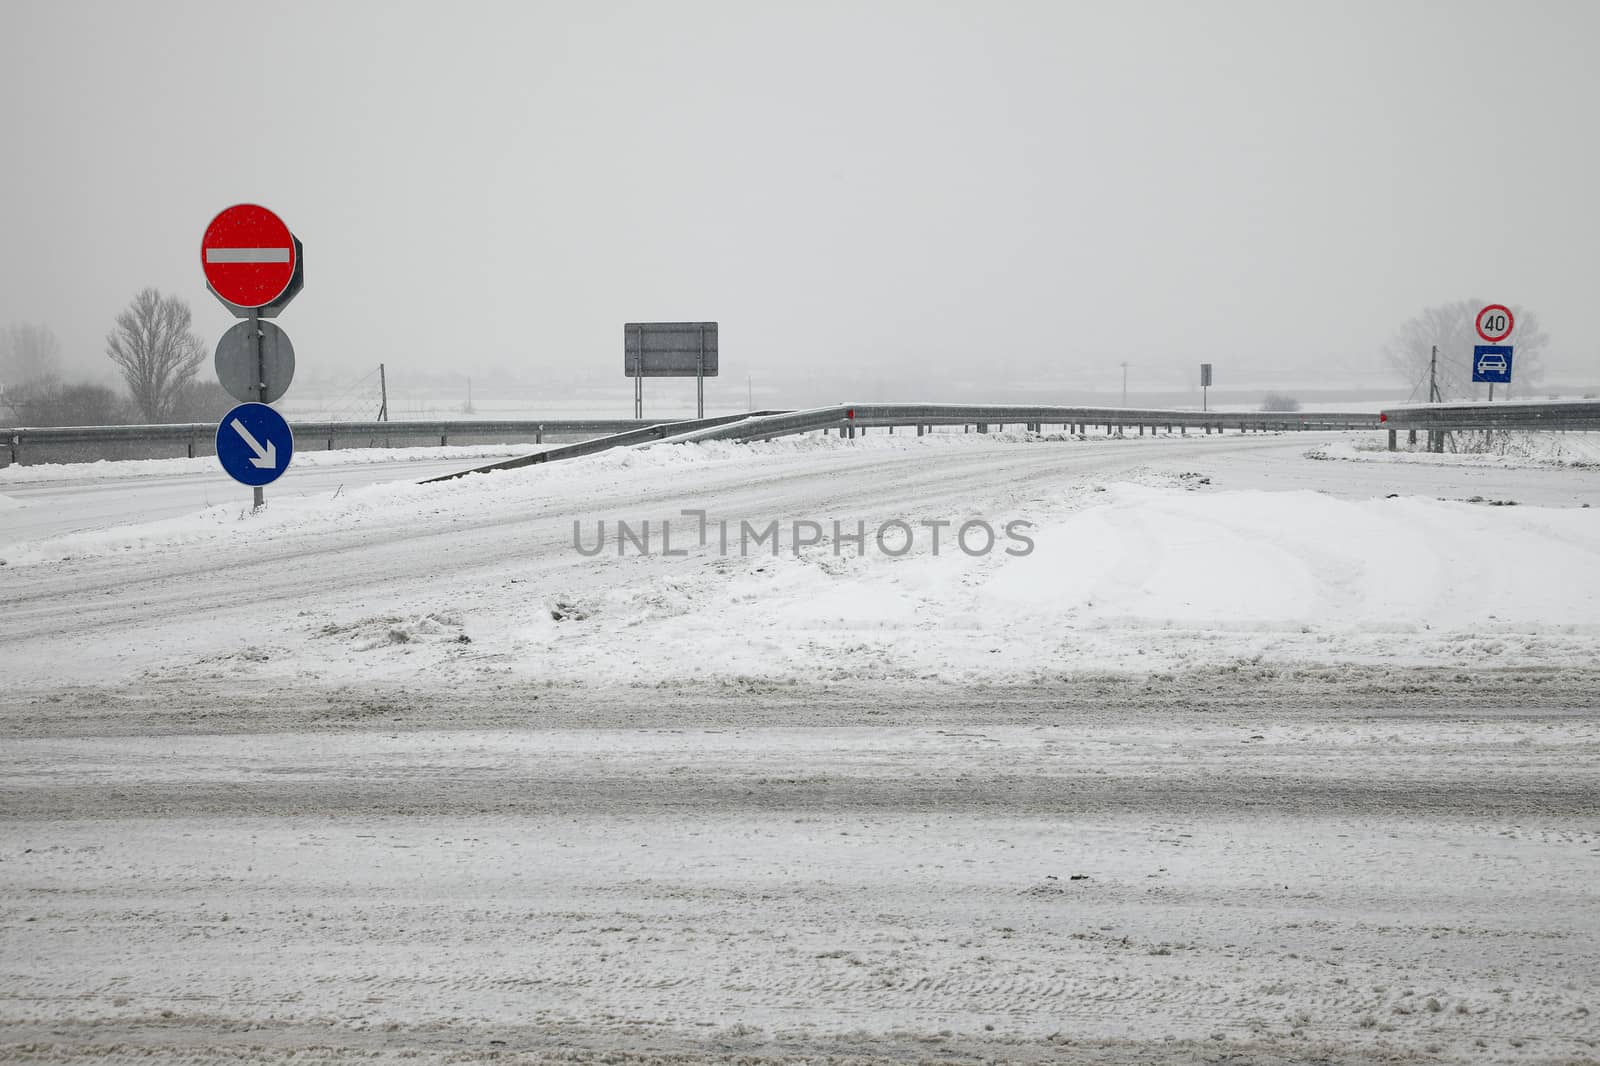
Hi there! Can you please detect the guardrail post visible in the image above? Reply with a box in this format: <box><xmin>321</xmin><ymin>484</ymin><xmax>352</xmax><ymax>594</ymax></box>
<box><xmin>1408</xmin><ymin>429</ymin><xmax>1416</xmax><ymax>445</ymax></box>
<box><xmin>1388</xmin><ymin>428</ymin><xmax>1397</xmax><ymax>451</ymax></box>
<box><xmin>441</xmin><ymin>434</ymin><xmax>448</xmax><ymax>446</ymax></box>
<box><xmin>978</xmin><ymin>423</ymin><xmax>987</xmax><ymax>434</ymax></box>
<box><xmin>537</xmin><ymin>425</ymin><xmax>544</xmax><ymax>445</ymax></box>
<box><xmin>916</xmin><ymin>424</ymin><xmax>924</xmax><ymax>436</ymax></box>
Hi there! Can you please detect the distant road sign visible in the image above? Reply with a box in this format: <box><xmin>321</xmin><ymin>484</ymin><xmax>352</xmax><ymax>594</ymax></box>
<box><xmin>624</xmin><ymin>322</ymin><xmax>719</xmax><ymax>377</ymax></box>
<box><xmin>1475</xmin><ymin>304</ymin><xmax>1514</xmax><ymax>343</ymax></box>
<box><xmin>216</xmin><ymin>402</ymin><xmax>294</xmax><ymax>486</ymax></box>
<box><xmin>202</xmin><ymin>205</ymin><xmax>298</xmax><ymax>309</ymax></box>
<box><xmin>1472</xmin><ymin>345</ymin><xmax>1514</xmax><ymax>384</ymax></box>
<box><xmin>1200</xmin><ymin>363</ymin><xmax>1213</xmax><ymax>387</ymax></box>
<box><xmin>214</xmin><ymin>320</ymin><xmax>296</xmax><ymax>403</ymax></box>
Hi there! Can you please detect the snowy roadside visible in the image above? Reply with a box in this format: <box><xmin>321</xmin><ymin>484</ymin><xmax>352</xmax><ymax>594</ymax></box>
<box><xmin>3</xmin><ymin>432</ymin><xmax>1598</xmax><ymax>697</ymax></box>
<box><xmin>246</xmin><ymin>480</ymin><xmax>1600</xmax><ymax>687</ymax></box>
<box><xmin>0</xmin><ymin>430</ymin><xmax>1184</xmax><ymax>568</ymax></box>
<box><xmin>0</xmin><ymin>442</ymin><xmax>545</xmax><ymax>486</ymax></box>
<box><xmin>1308</xmin><ymin>431</ymin><xmax>1600</xmax><ymax>468</ymax></box>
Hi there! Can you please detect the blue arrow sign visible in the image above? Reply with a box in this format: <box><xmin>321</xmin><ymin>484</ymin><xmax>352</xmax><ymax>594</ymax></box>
<box><xmin>216</xmin><ymin>402</ymin><xmax>293</xmax><ymax>486</ymax></box>
<box><xmin>1472</xmin><ymin>345</ymin><xmax>1514</xmax><ymax>384</ymax></box>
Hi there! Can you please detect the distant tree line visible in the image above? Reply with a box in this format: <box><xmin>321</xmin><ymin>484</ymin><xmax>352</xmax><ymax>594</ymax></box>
<box><xmin>1</xmin><ymin>289</ymin><xmax>231</xmax><ymax>427</ymax></box>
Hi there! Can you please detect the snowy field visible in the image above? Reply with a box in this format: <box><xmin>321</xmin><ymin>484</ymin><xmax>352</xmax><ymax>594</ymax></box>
<box><xmin>2</xmin><ymin>430</ymin><xmax>1598</xmax><ymax>1064</ymax></box>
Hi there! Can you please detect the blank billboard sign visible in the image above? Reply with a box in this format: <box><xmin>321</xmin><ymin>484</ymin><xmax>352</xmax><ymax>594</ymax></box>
<box><xmin>625</xmin><ymin>322</ymin><xmax>719</xmax><ymax>378</ymax></box>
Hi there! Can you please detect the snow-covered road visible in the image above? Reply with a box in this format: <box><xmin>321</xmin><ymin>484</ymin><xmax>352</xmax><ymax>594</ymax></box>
<box><xmin>0</xmin><ymin>446</ymin><xmax>535</xmax><ymax>544</ymax></box>
<box><xmin>2</xmin><ymin>430</ymin><xmax>1598</xmax><ymax>1063</ymax></box>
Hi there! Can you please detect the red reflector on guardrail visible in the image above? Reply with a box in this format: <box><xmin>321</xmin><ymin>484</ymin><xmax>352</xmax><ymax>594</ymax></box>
<box><xmin>1379</xmin><ymin>413</ymin><xmax>1387</xmax><ymax>422</ymax></box>
<box><xmin>846</xmin><ymin>408</ymin><xmax>855</xmax><ymax>420</ymax></box>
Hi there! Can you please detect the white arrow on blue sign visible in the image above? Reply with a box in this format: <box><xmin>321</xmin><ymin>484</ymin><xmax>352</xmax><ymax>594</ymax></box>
<box><xmin>216</xmin><ymin>402</ymin><xmax>294</xmax><ymax>486</ymax></box>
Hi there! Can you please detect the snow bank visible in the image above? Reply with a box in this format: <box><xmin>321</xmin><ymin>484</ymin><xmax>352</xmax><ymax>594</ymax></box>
<box><xmin>9</xmin><ymin>432</ymin><xmax>1597</xmax><ymax>686</ymax></box>
<box><xmin>149</xmin><ymin>478</ymin><xmax>1598</xmax><ymax>688</ymax></box>
<box><xmin>586</xmin><ymin>484</ymin><xmax>1600</xmax><ymax>681</ymax></box>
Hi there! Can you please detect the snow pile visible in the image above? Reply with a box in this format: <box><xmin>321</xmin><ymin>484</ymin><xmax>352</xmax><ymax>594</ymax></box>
<box><xmin>129</xmin><ymin>481</ymin><xmax>1600</xmax><ymax>688</ymax></box>
<box><xmin>568</xmin><ymin>484</ymin><xmax>1600</xmax><ymax>681</ymax></box>
<box><xmin>7</xmin><ymin>432</ymin><xmax>1598</xmax><ymax>688</ymax></box>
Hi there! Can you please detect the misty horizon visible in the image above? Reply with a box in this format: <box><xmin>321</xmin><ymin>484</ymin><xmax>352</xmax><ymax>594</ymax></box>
<box><xmin>4</xmin><ymin>1</ymin><xmax>1597</xmax><ymax>409</ymax></box>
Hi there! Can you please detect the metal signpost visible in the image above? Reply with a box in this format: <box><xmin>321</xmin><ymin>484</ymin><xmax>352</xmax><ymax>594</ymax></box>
<box><xmin>624</xmin><ymin>322</ymin><xmax>719</xmax><ymax>419</ymax></box>
<box><xmin>1200</xmin><ymin>363</ymin><xmax>1213</xmax><ymax>411</ymax></box>
<box><xmin>202</xmin><ymin>204</ymin><xmax>304</xmax><ymax>509</ymax></box>
<box><xmin>1473</xmin><ymin>304</ymin><xmax>1514</xmax><ymax>400</ymax></box>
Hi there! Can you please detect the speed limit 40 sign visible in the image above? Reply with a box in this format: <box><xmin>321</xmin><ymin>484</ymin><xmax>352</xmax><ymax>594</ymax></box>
<box><xmin>1476</xmin><ymin>304</ymin><xmax>1514</xmax><ymax>343</ymax></box>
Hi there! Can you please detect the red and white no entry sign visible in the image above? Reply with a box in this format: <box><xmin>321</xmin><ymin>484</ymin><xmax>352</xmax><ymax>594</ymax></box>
<box><xmin>201</xmin><ymin>204</ymin><xmax>298</xmax><ymax>308</ymax></box>
<box><xmin>1475</xmin><ymin>303</ymin><xmax>1514</xmax><ymax>343</ymax></box>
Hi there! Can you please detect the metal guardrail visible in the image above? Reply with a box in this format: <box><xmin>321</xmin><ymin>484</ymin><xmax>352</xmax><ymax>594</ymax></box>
<box><xmin>420</xmin><ymin>412</ymin><xmax>787</xmax><ymax>482</ymax></box>
<box><xmin>422</xmin><ymin>404</ymin><xmax>1385</xmax><ymax>481</ymax></box>
<box><xmin>1379</xmin><ymin>401</ymin><xmax>1600</xmax><ymax>431</ymax></box>
<box><xmin>3</xmin><ymin>417</ymin><xmax>657</xmax><ymax>446</ymax></box>
<box><xmin>687</xmin><ymin>404</ymin><xmax>1380</xmax><ymax>444</ymax></box>
<box><xmin>30</xmin><ymin>402</ymin><xmax>1590</xmax><ymax>470</ymax></box>
<box><xmin>0</xmin><ymin>418</ymin><xmax>666</xmax><ymax>465</ymax></box>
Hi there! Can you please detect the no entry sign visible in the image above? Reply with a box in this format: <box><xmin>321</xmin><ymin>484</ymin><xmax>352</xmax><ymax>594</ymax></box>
<box><xmin>201</xmin><ymin>204</ymin><xmax>298</xmax><ymax>308</ymax></box>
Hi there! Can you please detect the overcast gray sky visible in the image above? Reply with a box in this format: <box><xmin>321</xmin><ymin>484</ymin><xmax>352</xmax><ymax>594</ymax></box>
<box><xmin>3</xmin><ymin>0</ymin><xmax>1596</xmax><ymax>404</ymax></box>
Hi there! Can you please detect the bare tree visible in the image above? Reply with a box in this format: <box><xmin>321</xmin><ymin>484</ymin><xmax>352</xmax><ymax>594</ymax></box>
<box><xmin>0</xmin><ymin>323</ymin><xmax>64</xmax><ymax>412</ymax></box>
<box><xmin>105</xmin><ymin>288</ymin><xmax>207</xmax><ymax>422</ymax></box>
<box><xmin>1383</xmin><ymin>299</ymin><xmax>1548</xmax><ymax>401</ymax></box>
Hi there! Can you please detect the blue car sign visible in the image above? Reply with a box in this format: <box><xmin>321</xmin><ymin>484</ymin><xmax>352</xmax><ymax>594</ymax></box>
<box><xmin>1471</xmin><ymin>345</ymin><xmax>1513</xmax><ymax>385</ymax></box>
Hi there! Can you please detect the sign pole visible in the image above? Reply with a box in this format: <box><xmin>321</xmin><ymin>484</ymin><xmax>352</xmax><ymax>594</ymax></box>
<box><xmin>635</xmin><ymin>324</ymin><xmax>644</xmax><ymax>419</ymax></box>
<box><xmin>204</xmin><ymin>204</ymin><xmax>300</xmax><ymax>502</ymax></box>
<box><xmin>697</xmin><ymin>324</ymin><xmax>705</xmax><ymax>420</ymax></box>
<box><xmin>251</xmin><ymin>308</ymin><xmax>266</xmax><ymax>511</ymax></box>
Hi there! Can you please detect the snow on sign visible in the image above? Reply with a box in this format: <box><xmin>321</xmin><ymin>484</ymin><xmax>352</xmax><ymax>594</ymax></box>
<box><xmin>201</xmin><ymin>204</ymin><xmax>299</xmax><ymax>309</ymax></box>
<box><xmin>1475</xmin><ymin>304</ymin><xmax>1514</xmax><ymax>344</ymax></box>
<box><xmin>215</xmin><ymin>402</ymin><xmax>294</xmax><ymax>487</ymax></box>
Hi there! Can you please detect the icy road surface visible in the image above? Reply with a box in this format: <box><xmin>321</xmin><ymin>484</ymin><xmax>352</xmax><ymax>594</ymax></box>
<box><xmin>2</xmin><ymin>430</ymin><xmax>1598</xmax><ymax>1064</ymax></box>
<box><xmin>0</xmin><ymin>445</ymin><xmax>536</xmax><ymax>544</ymax></box>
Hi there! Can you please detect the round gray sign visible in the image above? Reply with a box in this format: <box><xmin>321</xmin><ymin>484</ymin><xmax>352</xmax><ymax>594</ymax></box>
<box><xmin>214</xmin><ymin>319</ymin><xmax>296</xmax><ymax>404</ymax></box>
